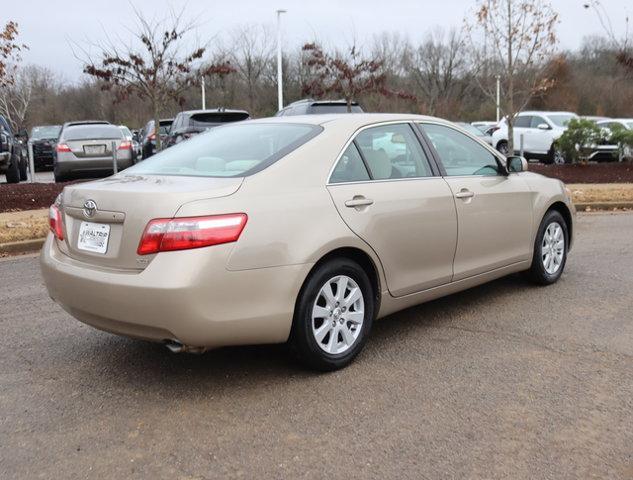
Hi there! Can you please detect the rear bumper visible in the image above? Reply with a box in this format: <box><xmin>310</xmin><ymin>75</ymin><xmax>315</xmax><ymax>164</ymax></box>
<box><xmin>40</xmin><ymin>235</ymin><xmax>312</xmax><ymax>348</ymax></box>
<box><xmin>55</xmin><ymin>157</ymin><xmax>134</xmax><ymax>175</ymax></box>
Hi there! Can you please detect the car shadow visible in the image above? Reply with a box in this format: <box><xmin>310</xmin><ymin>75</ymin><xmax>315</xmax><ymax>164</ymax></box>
<box><xmin>69</xmin><ymin>273</ymin><xmax>533</xmax><ymax>393</ymax></box>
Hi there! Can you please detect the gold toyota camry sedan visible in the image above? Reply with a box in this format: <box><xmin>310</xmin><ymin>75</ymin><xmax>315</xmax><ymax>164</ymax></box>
<box><xmin>41</xmin><ymin>114</ymin><xmax>575</xmax><ymax>370</ymax></box>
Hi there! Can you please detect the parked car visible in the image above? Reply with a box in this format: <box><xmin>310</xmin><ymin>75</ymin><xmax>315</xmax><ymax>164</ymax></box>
<box><xmin>164</xmin><ymin>109</ymin><xmax>249</xmax><ymax>147</ymax></box>
<box><xmin>53</xmin><ymin>124</ymin><xmax>134</xmax><ymax>182</ymax></box>
<box><xmin>140</xmin><ymin>119</ymin><xmax>173</xmax><ymax>158</ymax></box>
<box><xmin>0</xmin><ymin>115</ymin><xmax>27</xmax><ymax>183</ymax></box>
<box><xmin>41</xmin><ymin>114</ymin><xmax>574</xmax><ymax>371</ymax></box>
<box><xmin>595</xmin><ymin>118</ymin><xmax>633</xmax><ymax>161</ymax></box>
<box><xmin>491</xmin><ymin>111</ymin><xmax>578</xmax><ymax>164</ymax></box>
<box><xmin>582</xmin><ymin>115</ymin><xmax>610</xmax><ymax>123</ymax></box>
<box><xmin>275</xmin><ymin>99</ymin><xmax>363</xmax><ymax>116</ymax></box>
<box><xmin>119</xmin><ymin>125</ymin><xmax>141</xmax><ymax>161</ymax></box>
<box><xmin>471</xmin><ymin>121</ymin><xmax>497</xmax><ymax>133</ymax></box>
<box><xmin>30</xmin><ymin>125</ymin><xmax>62</xmax><ymax>170</ymax></box>
<box><xmin>456</xmin><ymin>122</ymin><xmax>494</xmax><ymax>146</ymax></box>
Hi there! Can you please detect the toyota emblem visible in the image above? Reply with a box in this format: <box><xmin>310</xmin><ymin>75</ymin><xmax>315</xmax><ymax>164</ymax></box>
<box><xmin>83</xmin><ymin>200</ymin><xmax>97</xmax><ymax>218</ymax></box>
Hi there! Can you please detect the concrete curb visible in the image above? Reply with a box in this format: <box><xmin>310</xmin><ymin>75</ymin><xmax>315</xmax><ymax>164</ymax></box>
<box><xmin>0</xmin><ymin>238</ymin><xmax>45</xmax><ymax>256</ymax></box>
<box><xmin>574</xmin><ymin>201</ymin><xmax>633</xmax><ymax>210</ymax></box>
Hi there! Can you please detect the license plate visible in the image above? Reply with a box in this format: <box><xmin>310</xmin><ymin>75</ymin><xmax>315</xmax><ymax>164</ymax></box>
<box><xmin>78</xmin><ymin>222</ymin><xmax>110</xmax><ymax>254</ymax></box>
<box><xmin>84</xmin><ymin>145</ymin><xmax>106</xmax><ymax>155</ymax></box>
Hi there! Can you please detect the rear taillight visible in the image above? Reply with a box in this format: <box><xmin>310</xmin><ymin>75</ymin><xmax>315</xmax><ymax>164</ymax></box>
<box><xmin>117</xmin><ymin>140</ymin><xmax>132</xmax><ymax>150</ymax></box>
<box><xmin>56</xmin><ymin>143</ymin><xmax>71</xmax><ymax>152</ymax></box>
<box><xmin>148</xmin><ymin>133</ymin><xmax>156</xmax><ymax>141</ymax></box>
<box><xmin>137</xmin><ymin>213</ymin><xmax>248</xmax><ymax>255</ymax></box>
<box><xmin>48</xmin><ymin>205</ymin><xmax>64</xmax><ymax>240</ymax></box>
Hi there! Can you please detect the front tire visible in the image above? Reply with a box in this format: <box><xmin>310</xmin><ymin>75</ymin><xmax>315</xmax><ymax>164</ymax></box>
<box><xmin>496</xmin><ymin>140</ymin><xmax>509</xmax><ymax>156</ymax></box>
<box><xmin>525</xmin><ymin>210</ymin><xmax>568</xmax><ymax>285</ymax></box>
<box><xmin>289</xmin><ymin>258</ymin><xmax>374</xmax><ymax>371</ymax></box>
<box><xmin>548</xmin><ymin>144</ymin><xmax>566</xmax><ymax>165</ymax></box>
<box><xmin>4</xmin><ymin>157</ymin><xmax>20</xmax><ymax>183</ymax></box>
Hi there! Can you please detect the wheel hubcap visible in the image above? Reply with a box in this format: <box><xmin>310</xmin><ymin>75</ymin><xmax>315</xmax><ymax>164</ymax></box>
<box><xmin>311</xmin><ymin>275</ymin><xmax>364</xmax><ymax>355</ymax></box>
<box><xmin>542</xmin><ymin>222</ymin><xmax>565</xmax><ymax>275</ymax></box>
<box><xmin>554</xmin><ymin>150</ymin><xmax>565</xmax><ymax>165</ymax></box>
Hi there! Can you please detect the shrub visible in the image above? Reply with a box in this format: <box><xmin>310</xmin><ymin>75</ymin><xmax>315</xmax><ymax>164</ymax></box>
<box><xmin>557</xmin><ymin>118</ymin><xmax>607</xmax><ymax>164</ymax></box>
<box><xmin>607</xmin><ymin>124</ymin><xmax>633</xmax><ymax>161</ymax></box>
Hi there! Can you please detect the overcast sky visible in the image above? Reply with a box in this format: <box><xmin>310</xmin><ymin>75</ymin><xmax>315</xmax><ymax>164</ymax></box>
<box><xmin>4</xmin><ymin>0</ymin><xmax>631</xmax><ymax>82</ymax></box>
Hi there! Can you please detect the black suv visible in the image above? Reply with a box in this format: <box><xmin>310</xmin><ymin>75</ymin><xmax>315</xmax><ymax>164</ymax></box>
<box><xmin>164</xmin><ymin>109</ymin><xmax>250</xmax><ymax>147</ymax></box>
<box><xmin>275</xmin><ymin>99</ymin><xmax>363</xmax><ymax>116</ymax></box>
<box><xmin>30</xmin><ymin>125</ymin><xmax>62</xmax><ymax>170</ymax></box>
<box><xmin>0</xmin><ymin>115</ymin><xmax>27</xmax><ymax>183</ymax></box>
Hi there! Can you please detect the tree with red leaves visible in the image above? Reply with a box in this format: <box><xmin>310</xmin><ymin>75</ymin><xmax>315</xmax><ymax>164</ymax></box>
<box><xmin>0</xmin><ymin>21</ymin><xmax>27</xmax><ymax>89</ymax></box>
<box><xmin>301</xmin><ymin>43</ymin><xmax>414</xmax><ymax>112</ymax></box>
<box><xmin>82</xmin><ymin>9</ymin><xmax>234</xmax><ymax>151</ymax></box>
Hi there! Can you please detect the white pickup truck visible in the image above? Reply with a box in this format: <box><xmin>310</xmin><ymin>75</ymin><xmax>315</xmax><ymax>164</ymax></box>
<box><xmin>491</xmin><ymin>111</ymin><xmax>578</xmax><ymax>164</ymax></box>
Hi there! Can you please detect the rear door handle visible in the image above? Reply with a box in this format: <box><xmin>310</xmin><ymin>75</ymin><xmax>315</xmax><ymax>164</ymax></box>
<box><xmin>454</xmin><ymin>190</ymin><xmax>475</xmax><ymax>199</ymax></box>
<box><xmin>345</xmin><ymin>197</ymin><xmax>374</xmax><ymax>208</ymax></box>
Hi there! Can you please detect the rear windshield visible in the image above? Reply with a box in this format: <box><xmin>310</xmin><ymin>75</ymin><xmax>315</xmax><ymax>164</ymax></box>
<box><xmin>311</xmin><ymin>104</ymin><xmax>362</xmax><ymax>114</ymax></box>
<box><xmin>190</xmin><ymin>112</ymin><xmax>249</xmax><ymax>128</ymax></box>
<box><xmin>124</xmin><ymin>123</ymin><xmax>321</xmax><ymax>177</ymax></box>
<box><xmin>63</xmin><ymin>125</ymin><xmax>124</xmax><ymax>141</ymax></box>
<box><xmin>31</xmin><ymin>125</ymin><xmax>61</xmax><ymax>140</ymax></box>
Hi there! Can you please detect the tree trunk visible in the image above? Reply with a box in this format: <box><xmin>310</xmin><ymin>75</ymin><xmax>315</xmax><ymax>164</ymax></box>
<box><xmin>153</xmin><ymin>99</ymin><xmax>161</xmax><ymax>152</ymax></box>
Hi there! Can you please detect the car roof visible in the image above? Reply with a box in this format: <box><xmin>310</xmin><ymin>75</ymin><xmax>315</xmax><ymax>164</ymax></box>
<box><xmin>179</xmin><ymin>109</ymin><xmax>249</xmax><ymax>116</ymax></box>
<box><xmin>243</xmin><ymin>113</ymin><xmax>451</xmax><ymax>129</ymax></box>
<box><xmin>519</xmin><ymin>111</ymin><xmax>577</xmax><ymax>116</ymax></box>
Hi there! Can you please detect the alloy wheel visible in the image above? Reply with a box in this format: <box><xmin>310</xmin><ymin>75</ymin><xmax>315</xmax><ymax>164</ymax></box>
<box><xmin>541</xmin><ymin>222</ymin><xmax>565</xmax><ymax>275</ymax></box>
<box><xmin>311</xmin><ymin>275</ymin><xmax>365</xmax><ymax>355</ymax></box>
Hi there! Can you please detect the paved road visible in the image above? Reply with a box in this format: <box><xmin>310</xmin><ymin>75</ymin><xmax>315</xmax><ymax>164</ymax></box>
<box><xmin>1</xmin><ymin>213</ymin><xmax>632</xmax><ymax>479</ymax></box>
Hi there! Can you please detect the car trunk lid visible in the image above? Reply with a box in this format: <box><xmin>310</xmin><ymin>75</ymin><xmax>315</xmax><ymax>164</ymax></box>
<box><xmin>57</xmin><ymin>174</ymin><xmax>243</xmax><ymax>270</ymax></box>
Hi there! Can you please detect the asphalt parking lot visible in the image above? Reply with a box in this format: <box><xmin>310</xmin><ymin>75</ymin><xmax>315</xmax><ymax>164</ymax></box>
<box><xmin>1</xmin><ymin>212</ymin><xmax>632</xmax><ymax>479</ymax></box>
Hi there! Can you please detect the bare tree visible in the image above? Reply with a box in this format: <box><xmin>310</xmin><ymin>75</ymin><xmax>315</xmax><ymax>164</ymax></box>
<box><xmin>0</xmin><ymin>21</ymin><xmax>27</xmax><ymax>88</ymax></box>
<box><xmin>465</xmin><ymin>0</ymin><xmax>559</xmax><ymax>153</ymax></box>
<box><xmin>228</xmin><ymin>25</ymin><xmax>275</xmax><ymax>113</ymax></box>
<box><xmin>81</xmin><ymin>9</ymin><xmax>233</xmax><ymax>150</ymax></box>
<box><xmin>584</xmin><ymin>1</ymin><xmax>632</xmax><ymax>74</ymax></box>
<box><xmin>0</xmin><ymin>66</ymin><xmax>33</xmax><ymax>132</ymax></box>
<box><xmin>301</xmin><ymin>42</ymin><xmax>412</xmax><ymax>112</ymax></box>
<box><xmin>403</xmin><ymin>28</ymin><xmax>472</xmax><ymax>116</ymax></box>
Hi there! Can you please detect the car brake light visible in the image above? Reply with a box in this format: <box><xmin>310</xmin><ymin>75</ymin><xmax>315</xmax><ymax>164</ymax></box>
<box><xmin>117</xmin><ymin>140</ymin><xmax>132</xmax><ymax>150</ymax></box>
<box><xmin>137</xmin><ymin>213</ymin><xmax>248</xmax><ymax>255</ymax></box>
<box><xmin>56</xmin><ymin>143</ymin><xmax>71</xmax><ymax>152</ymax></box>
<box><xmin>149</xmin><ymin>133</ymin><xmax>156</xmax><ymax>140</ymax></box>
<box><xmin>49</xmin><ymin>204</ymin><xmax>64</xmax><ymax>240</ymax></box>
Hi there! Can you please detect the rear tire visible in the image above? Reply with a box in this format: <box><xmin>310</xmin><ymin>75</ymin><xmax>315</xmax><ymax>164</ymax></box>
<box><xmin>496</xmin><ymin>141</ymin><xmax>509</xmax><ymax>156</ymax></box>
<box><xmin>5</xmin><ymin>157</ymin><xmax>20</xmax><ymax>183</ymax></box>
<box><xmin>19</xmin><ymin>157</ymin><xmax>28</xmax><ymax>181</ymax></box>
<box><xmin>288</xmin><ymin>258</ymin><xmax>374</xmax><ymax>371</ymax></box>
<box><xmin>525</xmin><ymin>210</ymin><xmax>568</xmax><ymax>285</ymax></box>
<box><xmin>53</xmin><ymin>169</ymin><xmax>67</xmax><ymax>183</ymax></box>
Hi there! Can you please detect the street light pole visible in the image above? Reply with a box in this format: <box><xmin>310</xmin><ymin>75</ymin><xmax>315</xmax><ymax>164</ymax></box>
<box><xmin>495</xmin><ymin>75</ymin><xmax>501</xmax><ymax>122</ymax></box>
<box><xmin>201</xmin><ymin>74</ymin><xmax>206</xmax><ymax>110</ymax></box>
<box><xmin>276</xmin><ymin>9</ymin><xmax>287</xmax><ymax>112</ymax></box>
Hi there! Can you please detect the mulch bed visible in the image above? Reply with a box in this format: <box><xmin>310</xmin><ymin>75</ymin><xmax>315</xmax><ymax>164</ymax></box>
<box><xmin>530</xmin><ymin>162</ymin><xmax>633</xmax><ymax>183</ymax></box>
<box><xmin>0</xmin><ymin>182</ymin><xmax>67</xmax><ymax>213</ymax></box>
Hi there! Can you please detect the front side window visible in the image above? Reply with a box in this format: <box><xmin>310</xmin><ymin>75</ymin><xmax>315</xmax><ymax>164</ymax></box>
<box><xmin>330</xmin><ymin>143</ymin><xmax>370</xmax><ymax>183</ymax></box>
<box><xmin>421</xmin><ymin>123</ymin><xmax>501</xmax><ymax>177</ymax></box>
<box><xmin>530</xmin><ymin>116</ymin><xmax>548</xmax><ymax>129</ymax></box>
<box><xmin>547</xmin><ymin>114</ymin><xmax>577</xmax><ymax>127</ymax></box>
<box><xmin>355</xmin><ymin>124</ymin><xmax>432</xmax><ymax>180</ymax></box>
<box><xmin>514</xmin><ymin>116</ymin><xmax>532</xmax><ymax>128</ymax></box>
<box><xmin>124</xmin><ymin>123</ymin><xmax>321</xmax><ymax>177</ymax></box>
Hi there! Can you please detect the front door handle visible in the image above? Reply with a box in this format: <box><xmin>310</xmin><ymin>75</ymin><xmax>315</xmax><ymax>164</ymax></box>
<box><xmin>345</xmin><ymin>196</ymin><xmax>374</xmax><ymax>208</ymax></box>
<box><xmin>454</xmin><ymin>189</ymin><xmax>475</xmax><ymax>199</ymax></box>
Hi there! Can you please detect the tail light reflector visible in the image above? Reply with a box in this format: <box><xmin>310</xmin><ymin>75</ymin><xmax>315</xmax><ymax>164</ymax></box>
<box><xmin>49</xmin><ymin>204</ymin><xmax>64</xmax><ymax>240</ymax></box>
<box><xmin>137</xmin><ymin>213</ymin><xmax>248</xmax><ymax>255</ymax></box>
<box><xmin>117</xmin><ymin>140</ymin><xmax>132</xmax><ymax>150</ymax></box>
<box><xmin>56</xmin><ymin>143</ymin><xmax>71</xmax><ymax>152</ymax></box>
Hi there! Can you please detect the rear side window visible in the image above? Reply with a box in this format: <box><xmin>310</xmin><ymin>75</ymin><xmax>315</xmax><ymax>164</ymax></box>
<box><xmin>355</xmin><ymin>124</ymin><xmax>432</xmax><ymax>180</ymax></box>
<box><xmin>63</xmin><ymin>126</ymin><xmax>123</xmax><ymax>141</ymax></box>
<box><xmin>125</xmin><ymin>123</ymin><xmax>322</xmax><ymax>177</ymax></box>
<box><xmin>514</xmin><ymin>116</ymin><xmax>532</xmax><ymax>128</ymax></box>
<box><xmin>330</xmin><ymin>143</ymin><xmax>370</xmax><ymax>183</ymax></box>
<box><xmin>421</xmin><ymin>123</ymin><xmax>500</xmax><ymax>177</ymax></box>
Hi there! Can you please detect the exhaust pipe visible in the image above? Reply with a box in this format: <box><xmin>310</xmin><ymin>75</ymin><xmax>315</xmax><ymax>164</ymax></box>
<box><xmin>164</xmin><ymin>339</ymin><xmax>206</xmax><ymax>354</ymax></box>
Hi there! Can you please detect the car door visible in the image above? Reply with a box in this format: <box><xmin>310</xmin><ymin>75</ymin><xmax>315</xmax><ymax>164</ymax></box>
<box><xmin>327</xmin><ymin>122</ymin><xmax>458</xmax><ymax>297</ymax></box>
<box><xmin>529</xmin><ymin>115</ymin><xmax>552</xmax><ymax>154</ymax></box>
<box><xmin>419</xmin><ymin>122</ymin><xmax>534</xmax><ymax>281</ymax></box>
<box><xmin>512</xmin><ymin>115</ymin><xmax>532</xmax><ymax>154</ymax></box>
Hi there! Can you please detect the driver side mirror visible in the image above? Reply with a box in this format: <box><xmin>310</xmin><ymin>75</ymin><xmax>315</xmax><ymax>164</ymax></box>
<box><xmin>537</xmin><ymin>123</ymin><xmax>550</xmax><ymax>130</ymax></box>
<box><xmin>507</xmin><ymin>156</ymin><xmax>528</xmax><ymax>173</ymax></box>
